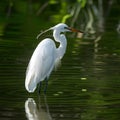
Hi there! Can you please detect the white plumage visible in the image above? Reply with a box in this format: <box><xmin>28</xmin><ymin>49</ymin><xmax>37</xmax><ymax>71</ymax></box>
<box><xmin>25</xmin><ymin>39</ymin><xmax>56</xmax><ymax>92</ymax></box>
<box><xmin>25</xmin><ymin>23</ymin><xmax>82</xmax><ymax>93</ymax></box>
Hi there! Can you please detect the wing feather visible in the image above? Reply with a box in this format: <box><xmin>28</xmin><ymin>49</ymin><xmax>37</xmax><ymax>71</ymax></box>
<box><xmin>25</xmin><ymin>38</ymin><xmax>56</xmax><ymax>92</ymax></box>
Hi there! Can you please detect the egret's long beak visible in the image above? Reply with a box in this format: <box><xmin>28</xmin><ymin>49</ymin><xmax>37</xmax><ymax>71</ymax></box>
<box><xmin>67</xmin><ymin>27</ymin><xmax>83</xmax><ymax>33</ymax></box>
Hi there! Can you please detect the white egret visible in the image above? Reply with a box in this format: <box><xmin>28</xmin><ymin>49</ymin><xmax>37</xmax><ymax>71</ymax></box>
<box><xmin>25</xmin><ymin>23</ymin><xmax>82</xmax><ymax>93</ymax></box>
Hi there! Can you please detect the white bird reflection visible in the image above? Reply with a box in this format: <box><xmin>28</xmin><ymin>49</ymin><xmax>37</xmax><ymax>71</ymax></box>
<box><xmin>25</xmin><ymin>97</ymin><xmax>52</xmax><ymax>120</ymax></box>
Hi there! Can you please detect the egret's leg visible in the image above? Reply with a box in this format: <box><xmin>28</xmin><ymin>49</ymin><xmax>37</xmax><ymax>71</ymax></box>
<box><xmin>44</xmin><ymin>78</ymin><xmax>48</xmax><ymax>94</ymax></box>
<box><xmin>38</xmin><ymin>81</ymin><xmax>42</xmax><ymax>94</ymax></box>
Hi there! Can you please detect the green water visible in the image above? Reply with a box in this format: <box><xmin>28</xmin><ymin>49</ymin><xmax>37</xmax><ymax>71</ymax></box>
<box><xmin>0</xmin><ymin>1</ymin><xmax>120</xmax><ymax>120</ymax></box>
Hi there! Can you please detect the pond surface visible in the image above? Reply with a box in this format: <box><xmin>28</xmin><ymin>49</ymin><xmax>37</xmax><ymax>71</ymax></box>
<box><xmin>0</xmin><ymin>4</ymin><xmax>120</xmax><ymax>120</ymax></box>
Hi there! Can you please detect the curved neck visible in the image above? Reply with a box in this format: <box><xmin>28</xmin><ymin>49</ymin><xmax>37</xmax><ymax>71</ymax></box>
<box><xmin>53</xmin><ymin>30</ymin><xmax>67</xmax><ymax>59</ymax></box>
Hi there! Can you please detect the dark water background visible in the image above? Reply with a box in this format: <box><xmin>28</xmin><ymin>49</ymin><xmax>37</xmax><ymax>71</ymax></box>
<box><xmin>0</xmin><ymin>0</ymin><xmax>120</xmax><ymax>120</ymax></box>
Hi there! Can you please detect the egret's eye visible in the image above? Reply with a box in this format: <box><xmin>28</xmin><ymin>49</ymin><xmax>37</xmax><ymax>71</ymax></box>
<box><xmin>64</xmin><ymin>27</ymin><xmax>69</xmax><ymax>30</ymax></box>
<box><xmin>64</xmin><ymin>27</ymin><xmax>71</xmax><ymax>32</ymax></box>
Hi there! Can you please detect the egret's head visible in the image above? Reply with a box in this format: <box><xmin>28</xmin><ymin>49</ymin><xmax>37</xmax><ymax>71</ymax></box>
<box><xmin>51</xmin><ymin>23</ymin><xmax>70</xmax><ymax>32</ymax></box>
<box><xmin>36</xmin><ymin>23</ymin><xmax>83</xmax><ymax>39</ymax></box>
<box><xmin>51</xmin><ymin>23</ymin><xmax>83</xmax><ymax>33</ymax></box>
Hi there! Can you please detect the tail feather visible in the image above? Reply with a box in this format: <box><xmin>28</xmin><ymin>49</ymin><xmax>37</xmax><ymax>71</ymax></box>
<box><xmin>25</xmin><ymin>73</ymin><xmax>37</xmax><ymax>93</ymax></box>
